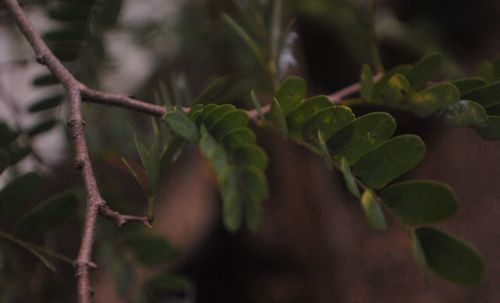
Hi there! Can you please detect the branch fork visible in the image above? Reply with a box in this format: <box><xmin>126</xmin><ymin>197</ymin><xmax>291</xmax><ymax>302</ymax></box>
<box><xmin>3</xmin><ymin>0</ymin><xmax>381</xmax><ymax>301</ymax></box>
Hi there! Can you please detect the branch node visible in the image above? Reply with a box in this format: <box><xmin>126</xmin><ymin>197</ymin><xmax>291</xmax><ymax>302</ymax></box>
<box><xmin>98</xmin><ymin>204</ymin><xmax>153</xmax><ymax>228</ymax></box>
<box><xmin>67</xmin><ymin>118</ymin><xmax>85</xmax><ymax>127</ymax></box>
<box><xmin>74</xmin><ymin>158</ymin><xmax>85</xmax><ymax>170</ymax></box>
<box><xmin>74</xmin><ymin>260</ymin><xmax>98</xmax><ymax>271</ymax></box>
<box><xmin>36</xmin><ymin>55</ymin><xmax>47</xmax><ymax>65</ymax></box>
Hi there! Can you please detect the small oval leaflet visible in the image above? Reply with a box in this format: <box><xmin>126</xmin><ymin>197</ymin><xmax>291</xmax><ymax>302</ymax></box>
<box><xmin>409</xmin><ymin>83</ymin><xmax>460</xmax><ymax>117</ymax></box>
<box><xmin>353</xmin><ymin>135</ymin><xmax>426</xmax><ymax>189</ymax></box>
<box><xmin>406</xmin><ymin>52</ymin><xmax>442</xmax><ymax>90</ymax></box>
<box><xmin>286</xmin><ymin>96</ymin><xmax>332</xmax><ymax>140</ymax></box>
<box><xmin>416</xmin><ymin>227</ymin><xmax>484</xmax><ymax>285</ymax></box>
<box><xmin>327</xmin><ymin>112</ymin><xmax>396</xmax><ymax>166</ymax></box>
<box><xmin>382</xmin><ymin>180</ymin><xmax>458</xmax><ymax>226</ymax></box>
<box><xmin>274</xmin><ymin>77</ymin><xmax>307</xmax><ymax>115</ymax></box>
<box><xmin>164</xmin><ymin>110</ymin><xmax>199</xmax><ymax>143</ymax></box>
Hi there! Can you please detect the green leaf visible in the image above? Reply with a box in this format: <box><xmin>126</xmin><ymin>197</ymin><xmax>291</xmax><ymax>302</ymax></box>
<box><xmin>328</xmin><ymin>112</ymin><xmax>396</xmax><ymax>165</ymax></box>
<box><xmin>441</xmin><ymin>100</ymin><xmax>488</xmax><ymax>127</ymax></box>
<box><xmin>360</xmin><ymin>189</ymin><xmax>387</xmax><ymax>231</ymax></box>
<box><xmin>275</xmin><ymin>77</ymin><xmax>307</xmax><ymax>115</ymax></box>
<box><xmin>406</xmin><ymin>53</ymin><xmax>442</xmax><ymax>90</ymax></box>
<box><xmin>475</xmin><ymin>115</ymin><xmax>500</xmax><ymax>140</ymax></box>
<box><xmin>462</xmin><ymin>80</ymin><xmax>500</xmax><ymax>108</ymax></box>
<box><xmin>15</xmin><ymin>191</ymin><xmax>77</xmax><ymax>235</ymax></box>
<box><xmin>211</xmin><ymin>109</ymin><xmax>249</xmax><ymax>139</ymax></box>
<box><xmin>317</xmin><ymin>131</ymin><xmax>333</xmax><ymax>170</ymax></box>
<box><xmin>301</xmin><ymin>106</ymin><xmax>354</xmax><ymax>145</ymax></box>
<box><xmin>340</xmin><ymin>157</ymin><xmax>359</xmax><ymax>198</ymax></box>
<box><xmin>239</xmin><ymin>167</ymin><xmax>268</xmax><ymax>231</ymax></box>
<box><xmin>478</xmin><ymin>60</ymin><xmax>495</xmax><ymax>82</ymax></box>
<box><xmin>231</xmin><ymin>144</ymin><xmax>268</xmax><ymax>171</ymax></box>
<box><xmin>382</xmin><ymin>180</ymin><xmax>458</xmax><ymax>226</ymax></box>
<box><xmin>380</xmin><ymin>74</ymin><xmax>410</xmax><ymax>104</ymax></box>
<box><xmin>199</xmin><ymin>126</ymin><xmax>229</xmax><ymax>176</ymax></box>
<box><xmin>0</xmin><ymin>230</ymin><xmax>57</xmax><ymax>272</ymax></box>
<box><xmin>32</xmin><ymin>74</ymin><xmax>59</xmax><ymax>87</ymax></box>
<box><xmin>219</xmin><ymin>167</ymin><xmax>243</xmax><ymax>231</ymax></box>
<box><xmin>374</xmin><ymin>64</ymin><xmax>412</xmax><ymax>98</ymax></box>
<box><xmin>353</xmin><ymin>135</ymin><xmax>426</xmax><ymax>189</ymax></box>
<box><xmin>195</xmin><ymin>104</ymin><xmax>218</xmax><ymax>125</ymax></box>
<box><xmin>203</xmin><ymin>104</ymin><xmax>236</xmax><ymax>130</ymax></box>
<box><xmin>286</xmin><ymin>96</ymin><xmax>332</xmax><ymax>140</ymax></box>
<box><xmin>199</xmin><ymin>121</ymin><xmax>267</xmax><ymax>232</ymax></box>
<box><xmin>132</xmin><ymin>130</ymin><xmax>160</xmax><ymax>194</ymax></box>
<box><xmin>416</xmin><ymin>227</ymin><xmax>483</xmax><ymax>285</ymax></box>
<box><xmin>221</xmin><ymin>13</ymin><xmax>265</xmax><ymax>67</ymax></box>
<box><xmin>269</xmin><ymin>98</ymin><xmax>288</xmax><ymax>136</ymax></box>
<box><xmin>28</xmin><ymin>95</ymin><xmax>63</xmax><ymax>113</ymax></box>
<box><xmin>121</xmin><ymin>157</ymin><xmax>147</xmax><ymax>194</ymax></box>
<box><xmin>221</xmin><ymin>127</ymin><xmax>257</xmax><ymax>152</ymax></box>
<box><xmin>27</xmin><ymin>119</ymin><xmax>57</xmax><ymax>137</ymax></box>
<box><xmin>410</xmin><ymin>229</ymin><xmax>429</xmax><ymax>285</ymax></box>
<box><xmin>163</xmin><ymin>110</ymin><xmax>199</xmax><ymax>143</ymax></box>
<box><xmin>409</xmin><ymin>83</ymin><xmax>460</xmax><ymax>117</ymax></box>
<box><xmin>360</xmin><ymin>64</ymin><xmax>374</xmax><ymax>101</ymax></box>
<box><xmin>159</xmin><ymin>136</ymin><xmax>185</xmax><ymax>172</ymax></box>
<box><xmin>0</xmin><ymin>172</ymin><xmax>43</xmax><ymax>221</ymax></box>
<box><xmin>452</xmin><ymin>78</ymin><xmax>488</xmax><ymax>94</ymax></box>
<box><xmin>123</xmin><ymin>233</ymin><xmax>177</xmax><ymax>267</ymax></box>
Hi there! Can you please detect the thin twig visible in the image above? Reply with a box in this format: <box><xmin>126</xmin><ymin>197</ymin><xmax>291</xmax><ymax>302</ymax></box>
<box><xmin>328</xmin><ymin>72</ymin><xmax>383</xmax><ymax>103</ymax></box>
<box><xmin>247</xmin><ymin>72</ymin><xmax>383</xmax><ymax>121</ymax></box>
<box><xmin>81</xmin><ymin>87</ymin><xmax>166</xmax><ymax>117</ymax></box>
<box><xmin>2</xmin><ymin>1</ymin><xmax>155</xmax><ymax>302</ymax></box>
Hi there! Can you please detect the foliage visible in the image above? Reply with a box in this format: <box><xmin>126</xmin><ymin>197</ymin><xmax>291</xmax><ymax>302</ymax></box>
<box><xmin>1</xmin><ymin>0</ymin><xmax>499</xmax><ymax>301</ymax></box>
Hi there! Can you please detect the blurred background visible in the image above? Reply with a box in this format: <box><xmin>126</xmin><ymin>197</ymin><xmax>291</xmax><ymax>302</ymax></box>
<box><xmin>1</xmin><ymin>0</ymin><xmax>500</xmax><ymax>302</ymax></box>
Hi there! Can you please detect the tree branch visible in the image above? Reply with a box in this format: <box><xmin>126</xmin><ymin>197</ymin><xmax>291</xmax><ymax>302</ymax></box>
<box><xmin>2</xmin><ymin>1</ymin><xmax>154</xmax><ymax>302</ymax></box>
<box><xmin>4</xmin><ymin>1</ymin><xmax>384</xmax><ymax>301</ymax></box>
